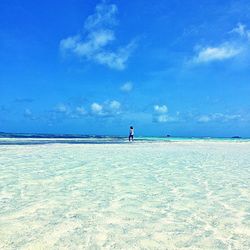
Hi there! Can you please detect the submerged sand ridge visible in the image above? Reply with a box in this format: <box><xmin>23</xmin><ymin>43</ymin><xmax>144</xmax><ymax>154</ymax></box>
<box><xmin>0</xmin><ymin>141</ymin><xmax>250</xmax><ymax>249</ymax></box>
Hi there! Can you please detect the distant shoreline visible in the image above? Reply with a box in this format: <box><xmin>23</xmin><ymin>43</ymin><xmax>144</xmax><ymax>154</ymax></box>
<box><xmin>0</xmin><ymin>132</ymin><xmax>247</xmax><ymax>139</ymax></box>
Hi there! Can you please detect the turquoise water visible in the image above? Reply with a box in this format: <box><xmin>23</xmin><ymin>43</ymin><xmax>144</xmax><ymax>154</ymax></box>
<box><xmin>0</xmin><ymin>136</ymin><xmax>249</xmax><ymax>145</ymax></box>
<box><xmin>0</xmin><ymin>139</ymin><xmax>250</xmax><ymax>249</ymax></box>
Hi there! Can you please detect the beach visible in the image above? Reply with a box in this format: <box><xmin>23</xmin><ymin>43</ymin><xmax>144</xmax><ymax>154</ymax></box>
<box><xmin>0</xmin><ymin>139</ymin><xmax>250</xmax><ymax>249</ymax></box>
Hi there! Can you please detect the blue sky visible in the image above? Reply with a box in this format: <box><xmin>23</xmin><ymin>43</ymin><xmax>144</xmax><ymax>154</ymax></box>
<box><xmin>1</xmin><ymin>0</ymin><xmax>250</xmax><ymax>137</ymax></box>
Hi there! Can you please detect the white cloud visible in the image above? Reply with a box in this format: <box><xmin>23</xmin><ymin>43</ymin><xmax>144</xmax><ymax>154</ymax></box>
<box><xmin>154</xmin><ymin>105</ymin><xmax>168</xmax><ymax>113</ymax></box>
<box><xmin>109</xmin><ymin>100</ymin><xmax>121</xmax><ymax>110</ymax></box>
<box><xmin>64</xmin><ymin>30</ymin><xmax>115</xmax><ymax>58</ymax></box>
<box><xmin>153</xmin><ymin>114</ymin><xmax>178</xmax><ymax>123</ymax></box>
<box><xmin>192</xmin><ymin>44</ymin><xmax>241</xmax><ymax>63</ymax></box>
<box><xmin>60</xmin><ymin>36</ymin><xmax>80</xmax><ymax>52</ymax></box>
<box><xmin>197</xmin><ymin>113</ymin><xmax>242</xmax><ymax>123</ymax></box>
<box><xmin>91</xmin><ymin>102</ymin><xmax>103</xmax><ymax>114</ymax></box>
<box><xmin>190</xmin><ymin>23</ymin><xmax>250</xmax><ymax>65</ymax></box>
<box><xmin>120</xmin><ymin>81</ymin><xmax>133</xmax><ymax>92</ymax></box>
<box><xmin>93</xmin><ymin>41</ymin><xmax>136</xmax><ymax>70</ymax></box>
<box><xmin>90</xmin><ymin>100</ymin><xmax>122</xmax><ymax>116</ymax></box>
<box><xmin>231</xmin><ymin>23</ymin><xmax>250</xmax><ymax>40</ymax></box>
<box><xmin>60</xmin><ymin>1</ymin><xmax>136</xmax><ymax>70</ymax></box>
<box><xmin>54</xmin><ymin>104</ymin><xmax>70</xmax><ymax>114</ymax></box>
<box><xmin>197</xmin><ymin>115</ymin><xmax>211</xmax><ymax>122</ymax></box>
<box><xmin>152</xmin><ymin>104</ymin><xmax>177</xmax><ymax>123</ymax></box>
<box><xmin>156</xmin><ymin>115</ymin><xmax>168</xmax><ymax>122</ymax></box>
<box><xmin>50</xmin><ymin>100</ymin><xmax>124</xmax><ymax>120</ymax></box>
<box><xmin>84</xmin><ymin>1</ymin><xmax>118</xmax><ymax>30</ymax></box>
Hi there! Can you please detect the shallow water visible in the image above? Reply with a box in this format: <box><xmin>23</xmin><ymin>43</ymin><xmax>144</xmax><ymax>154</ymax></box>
<box><xmin>0</xmin><ymin>140</ymin><xmax>250</xmax><ymax>249</ymax></box>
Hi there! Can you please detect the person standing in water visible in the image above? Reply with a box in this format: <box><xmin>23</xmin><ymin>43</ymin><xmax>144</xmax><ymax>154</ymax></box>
<box><xmin>129</xmin><ymin>126</ymin><xmax>134</xmax><ymax>141</ymax></box>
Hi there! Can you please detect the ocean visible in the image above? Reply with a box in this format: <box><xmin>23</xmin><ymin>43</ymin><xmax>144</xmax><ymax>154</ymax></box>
<box><xmin>0</xmin><ymin>136</ymin><xmax>249</xmax><ymax>249</ymax></box>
